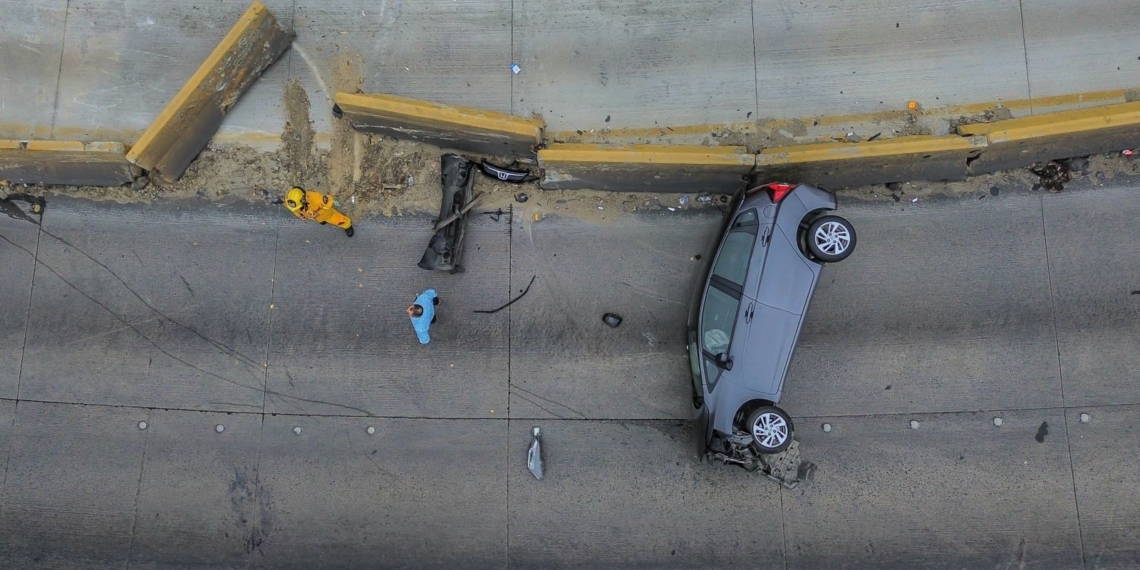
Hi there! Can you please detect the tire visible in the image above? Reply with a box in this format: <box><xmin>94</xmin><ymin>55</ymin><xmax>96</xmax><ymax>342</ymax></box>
<box><xmin>746</xmin><ymin>406</ymin><xmax>793</xmax><ymax>454</ymax></box>
<box><xmin>806</xmin><ymin>215</ymin><xmax>856</xmax><ymax>263</ymax></box>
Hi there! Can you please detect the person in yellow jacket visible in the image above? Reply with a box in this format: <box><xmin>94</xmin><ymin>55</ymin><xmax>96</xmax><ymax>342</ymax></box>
<box><xmin>284</xmin><ymin>187</ymin><xmax>354</xmax><ymax>237</ymax></box>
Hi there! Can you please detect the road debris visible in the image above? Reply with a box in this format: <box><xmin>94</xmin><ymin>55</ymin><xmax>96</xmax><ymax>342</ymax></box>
<box><xmin>527</xmin><ymin>426</ymin><xmax>545</xmax><ymax>480</ymax></box>
<box><xmin>1029</xmin><ymin>160</ymin><xmax>1071</xmax><ymax>193</ymax></box>
<box><xmin>420</xmin><ymin>154</ymin><xmax>474</xmax><ymax>273</ymax></box>
<box><xmin>515</xmin><ymin>192</ymin><xmax>529</xmax><ymax>203</ymax></box>
<box><xmin>510</xmin><ymin>62</ymin><xmax>521</xmax><ymax>75</ymax></box>
<box><xmin>678</xmin><ymin>195</ymin><xmax>689</xmax><ymax>206</ymax></box>
<box><xmin>696</xmin><ymin>194</ymin><xmax>712</xmax><ymax>203</ymax></box>
<box><xmin>993</xmin><ymin>417</ymin><xmax>1003</xmax><ymax>426</ymax></box>
<box><xmin>1035</xmin><ymin>421</ymin><xmax>1048</xmax><ymax>443</ymax></box>
<box><xmin>433</xmin><ymin>192</ymin><xmax>483</xmax><ymax>232</ymax></box>
<box><xmin>475</xmin><ymin>275</ymin><xmax>536</xmax><ymax>314</ymax></box>
<box><xmin>822</xmin><ymin>423</ymin><xmax>832</xmax><ymax>432</ymax></box>
<box><xmin>602</xmin><ymin>313</ymin><xmax>623</xmax><ymax>327</ymax></box>
<box><xmin>1079</xmin><ymin>413</ymin><xmax>1091</xmax><ymax>423</ymax></box>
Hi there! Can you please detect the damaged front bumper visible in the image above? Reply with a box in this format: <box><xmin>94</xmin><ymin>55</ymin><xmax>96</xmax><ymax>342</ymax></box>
<box><xmin>707</xmin><ymin>433</ymin><xmax>814</xmax><ymax>488</ymax></box>
<box><xmin>418</xmin><ymin>153</ymin><xmax>475</xmax><ymax>273</ymax></box>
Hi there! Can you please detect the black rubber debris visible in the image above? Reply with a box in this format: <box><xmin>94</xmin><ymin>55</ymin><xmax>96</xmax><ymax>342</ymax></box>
<box><xmin>602</xmin><ymin>313</ymin><xmax>623</xmax><ymax>328</ymax></box>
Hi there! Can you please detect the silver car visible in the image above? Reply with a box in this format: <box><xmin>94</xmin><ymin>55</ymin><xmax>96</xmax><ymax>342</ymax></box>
<box><xmin>687</xmin><ymin>182</ymin><xmax>855</xmax><ymax>463</ymax></box>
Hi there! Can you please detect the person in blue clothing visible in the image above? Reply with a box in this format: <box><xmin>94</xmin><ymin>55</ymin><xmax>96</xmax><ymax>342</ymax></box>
<box><xmin>406</xmin><ymin>289</ymin><xmax>440</xmax><ymax>344</ymax></box>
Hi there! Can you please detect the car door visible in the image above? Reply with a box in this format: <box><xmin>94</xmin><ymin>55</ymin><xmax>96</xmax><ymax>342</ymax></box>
<box><xmin>698</xmin><ymin>208</ymin><xmax>769</xmax><ymax>389</ymax></box>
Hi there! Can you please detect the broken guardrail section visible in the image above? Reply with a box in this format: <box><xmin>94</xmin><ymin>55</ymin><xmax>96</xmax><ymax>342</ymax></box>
<box><xmin>538</xmin><ymin>143</ymin><xmax>756</xmax><ymax>193</ymax></box>
<box><xmin>333</xmin><ymin>92</ymin><xmax>544</xmax><ymax>159</ymax></box>
<box><xmin>125</xmin><ymin>1</ymin><xmax>293</xmax><ymax>183</ymax></box>
<box><xmin>958</xmin><ymin>101</ymin><xmax>1140</xmax><ymax>175</ymax></box>
<box><xmin>754</xmin><ymin>135</ymin><xmax>986</xmax><ymax>189</ymax></box>
<box><xmin>0</xmin><ymin>140</ymin><xmax>138</xmax><ymax>187</ymax></box>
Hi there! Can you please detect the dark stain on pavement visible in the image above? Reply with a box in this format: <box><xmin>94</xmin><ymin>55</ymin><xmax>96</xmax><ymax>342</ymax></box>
<box><xmin>229</xmin><ymin>467</ymin><xmax>271</xmax><ymax>556</ymax></box>
<box><xmin>1035</xmin><ymin>421</ymin><xmax>1049</xmax><ymax>443</ymax></box>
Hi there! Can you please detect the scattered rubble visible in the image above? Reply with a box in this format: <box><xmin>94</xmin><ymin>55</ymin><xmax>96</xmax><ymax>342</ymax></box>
<box><xmin>1029</xmin><ymin>160</ymin><xmax>1072</xmax><ymax>193</ymax></box>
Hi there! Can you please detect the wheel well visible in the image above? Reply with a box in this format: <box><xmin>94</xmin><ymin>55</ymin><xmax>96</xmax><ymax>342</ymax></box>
<box><xmin>735</xmin><ymin>399</ymin><xmax>777</xmax><ymax>425</ymax></box>
<box><xmin>797</xmin><ymin>209</ymin><xmax>832</xmax><ymax>258</ymax></box>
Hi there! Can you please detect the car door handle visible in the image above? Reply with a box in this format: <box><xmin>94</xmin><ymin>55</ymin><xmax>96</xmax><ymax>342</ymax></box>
<box><xmin>745</xmin><ymin>302</ymin><xmax>755</xmax><ymax>323</ymax></box>
<box><xmin>760</xmin><ymin>226</ymin><xmax>771</xmax><ymax>246</ymax></box>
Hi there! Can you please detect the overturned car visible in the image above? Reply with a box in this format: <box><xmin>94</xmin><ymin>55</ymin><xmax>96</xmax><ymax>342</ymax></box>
<box><xmin>687</xmin><ymin>182</ymin><xmax>856</xmax><ymax>470</ymax></box>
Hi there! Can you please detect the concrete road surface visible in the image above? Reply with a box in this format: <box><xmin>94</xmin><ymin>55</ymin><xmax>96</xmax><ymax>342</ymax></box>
<box><xmin>1</xmin><ymin>177</ymin><xmax>1140</xmax><ymax>568</ymax></box>
<box><xmin>2</xmin><ymin>0</ymin><xmax>1139</xmax><ymax>141</ymax></box>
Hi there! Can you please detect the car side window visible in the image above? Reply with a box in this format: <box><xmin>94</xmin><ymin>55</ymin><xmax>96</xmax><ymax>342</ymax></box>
<box><xmin>711</xmin><ymin>209</ymin><xmax>759</xmax><ymax>286</ymax></box>
<box><xmin>699</xmin><ymin>284</ymin><xmax>740</xmax><ymax>389</ymax></box>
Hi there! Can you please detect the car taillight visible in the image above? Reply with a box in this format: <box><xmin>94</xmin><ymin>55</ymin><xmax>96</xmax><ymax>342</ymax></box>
<box><xmin>747</xmin><ymin>182</ymin><xmax>796</xmax><ymax>202</ymax></box>
<box><xmin>766</xmin><ymin>183</ymin><xmax>795</xmax><ymax>202</ymax></box>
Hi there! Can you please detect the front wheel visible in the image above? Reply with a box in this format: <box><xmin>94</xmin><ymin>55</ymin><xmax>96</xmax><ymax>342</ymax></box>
<box><xmin>807</xmin><ymin>215</ymin><xmax>856</xmax><ymax>263</ymax></box>
<box><xmin>746</xmin><ymin>406</ymin><xmax>793</xmax><ymax>454</ymax></box>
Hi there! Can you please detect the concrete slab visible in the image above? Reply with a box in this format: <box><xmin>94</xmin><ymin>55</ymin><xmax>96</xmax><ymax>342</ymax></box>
<box><xmin>961</xmin><ymin>102</ymin><xmax>1140</xmax><ymax>175</ymax></box>
<box><xmin>508</xmin><ymin>210</ymin><xmax>722</xmax><ymax>420</ymax></box>
<box><xmin>783</xmin><ymin>410</ymin><xmax>1083</xmax><ymax>569</ymax></box>
<box><xmin>335</xmin><ymin>92</ymin><xmax>543</xmax><ymax>158</ymax></box>
<box><xmin>291</xmin><ymin>0</ymin><xmax>513</xmax><ymax>138</ymax></box>
<box><xmin>1067</xmin><ymin>404</ymin><xmax>1140</xmax><ymax>568</ymax></box>
<box><xmin>508</xmin><ymin>420</ymin><xmax>784</xmax><ymax>569</ymax></box>
<box><xmin>0</xmin><ymin>0</ymin><xmax>67</xmax><ymax>140</ymax></box>
<box><xmin>0</xmin><ymin>401</ymin><xmax>148</xmax><ymax>570</ymax></box>
<box><xmin>21</xmin><ymin>200</ymin><xmax>275</xmax><ymax>410</ymax></box>
<box><xmin>0</xmin><ymin>139</ymin><xmax>136</xmax><ymax>186</ymax></box>
<box><xmin>128</xmin><ymin>409</ymin><xmax>262</xmax><ymax>570</ymax></box>
<box><xmin>1043</xmin><ymin>187</ymin><xmax>1140</xmax><ymax>407</ymax></box>
<box><xmin>752</xmin><ymin>0</ymin><xmax>1029</xmax><ymax>118</ymax></box>
<box><xmin>782</xmin><ymin>193</ymin><xmax>1061</xmax><ymax>416</ymax></box>
<box><xmin>538</xmin><ymin>143</ymin><xmax>754</xmax><ymax>192</ymax></box>
<box><xmin>265</xmin><ymin>214</ymin><xmax>510</xmax><ymax>418</ymax></box>
<box><xmin>124</xmin><ymin>1</ymin><xmax>294</xmax><ymax>182</ymax></box>
<box><xmin>51</xmin><ymin>0</ymin><xmax>294</xmax><ymax>143</ymax></box>
<box><xmin>1022</xmin><ymin>2</ymin><xmax>1140</xmax><ymax>101</ymax></box>
<box><xmin>0</xmin><ymin>210</ymin><xmax>38</xmax><ymax>399</ymax></box>
<box><xmin>512</xmin><ymin>0</ymin><xmax>757</xmax><ymax>132</ymax></box>
<box><xmin>253</xmin><ymin>415</ymin><xmax>507</xmax><ymax>569</ymax></box>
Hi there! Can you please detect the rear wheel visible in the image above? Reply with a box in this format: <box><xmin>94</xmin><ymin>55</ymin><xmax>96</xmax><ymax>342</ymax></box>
<box><xmin>746</xmin><ymin>406</ymin><xmax>793</xmax><ymax>454</ymax></box>
<box><xmin>807</xmin><ymin>215</ymin><xmax>856</xmax><ymax>262</ymax></box>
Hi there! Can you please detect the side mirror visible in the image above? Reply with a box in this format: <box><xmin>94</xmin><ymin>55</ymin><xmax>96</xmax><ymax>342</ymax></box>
<box><xmin>716</xmin><ymin>352</ymin><xmax>733</xmax><ymax>371</ymax></box>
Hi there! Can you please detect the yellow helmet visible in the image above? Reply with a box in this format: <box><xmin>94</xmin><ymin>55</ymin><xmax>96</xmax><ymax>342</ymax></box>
<box><xmin>285</xmin><ymin>187</ymin><xmax>304</xmax><ymax>210</ymax></box>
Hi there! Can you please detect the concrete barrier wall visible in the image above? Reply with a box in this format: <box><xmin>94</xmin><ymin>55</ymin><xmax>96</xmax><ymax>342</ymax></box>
<box><xmin>754</xmin><ymin>135</ymin><xmax>985</xmax><ymax>189</ymax></box>
<box><xmin>125</xmin><ymin>1</ymin><xmax>293</xmax><ymax>183</ymax></box>
<box><xmin>959</xmin><ymin>101</ymin><xmax>1140</xmax><ymax>175</ymax></box>
<box><xmin>0</xmin><ymin>141</ymin><xmax>137</xmax><ymax>187</ymax></box>
<box><xmin>537</xmin><ymin>143</ymin><xmax>756</xmax><ymax>193</ymax></box>
<box><xmin>334</xmin><ymin>93</ymin><xmax>544</xmax><ymax>158</ymax></box>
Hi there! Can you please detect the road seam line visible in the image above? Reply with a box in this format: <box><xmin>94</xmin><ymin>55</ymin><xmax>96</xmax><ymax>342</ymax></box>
<box><xmin>1040</xmin><ymin>194</ymin><xmax>1086</xmax><ymax>567</ymax></box>
<box><xmin>123</xmin><ymin>409</ymin><xmax>152</xmax><ymax>570</ymax></box>
<box><xmin>48</xmin><ymin>0</ymin><xmax>72</xmax><ymax>139</ymax></box>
